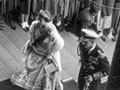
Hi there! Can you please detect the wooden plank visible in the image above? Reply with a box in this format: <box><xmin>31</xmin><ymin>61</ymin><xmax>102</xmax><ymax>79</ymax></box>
<box><xmin>0</xmin><ymin>60</ymin><xmax>12</xmax><ymax>81</ymax></box>
<box><xmin>62</xmin><ymin>62</ymin><xmax>80</xmax><ymax>81</ymax></box>
<box><xmin>61</xmin><ymin>70</ymin><xmax>71</xmax><ymax>80</ymax></box>
<box><xmin>59</xmin><ymin>31</ymin><xmax>79</xmax><ymax>61</ymax></box>
<box><xmin>62</xmin><ymin>78</ymin><xmax>79</xmax><ymax>90</ymax></box>
<box><xmin>61</xmin><ymin>48</ymin><xmax>78</xmax><ymax>65</ymax></box>
<box><xmin>13</xmin><ymin>23</ymin><xmax>29</xmax><ymax>42</ymax></box>
<box><xmin>0</xmin><ymin>31</ymin><xmax>23</xmax><ymax>63</ymax></box>
<box><xmin>1</xmin><ymin>23</ymin><xmax>25</xmax><ymax>50</ymax></box>
<box><xmin>96</xmin><ymin>38</ymin><xmax>115</xmax><ymax>63</ymax></box>
<box><xmin>3</xmin><ymin>59</ymin><xmax>19</xmax><ymax>73</ymax></box>
<box><xmin>0</xmin><ymin>44</ymin><xmax>15</xmax><ymax>63</ymax></box>
<box><xmin>0</xmin><ymin>44</ymin><xmax>19</xmax><ymax>72</ymax></box>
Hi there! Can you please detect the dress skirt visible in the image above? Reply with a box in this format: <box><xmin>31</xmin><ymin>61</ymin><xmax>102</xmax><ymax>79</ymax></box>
<box><xmin>10</xmin><ymin>49</ymin><xmax>55</xmax><ymax>90</ymax></box>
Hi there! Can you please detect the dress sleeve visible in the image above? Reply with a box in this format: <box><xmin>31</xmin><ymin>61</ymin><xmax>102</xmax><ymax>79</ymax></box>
<box><xmin>49</xmin><ymin>31</ymin><xmax>64</xmax><ymax>55</ymax></box>
<box><xmin>29</xmin><ymin>21</ymin><xmax>36</xmax><ymax>44</ymax></box>
<box><xmin>21</xmin><ymin>21</ymin><xmax>37</xmax><ymax>55</ymax></box>
<box><xmin>29</xmin><ymin>21</ymin><xmax>40</xmax><ymax>44</ymax></box>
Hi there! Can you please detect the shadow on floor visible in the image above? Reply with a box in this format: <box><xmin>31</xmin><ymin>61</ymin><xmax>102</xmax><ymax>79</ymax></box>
<box><xmin>62</xmin><ymin>78</ymin><xmax>79</xmax><ymax>90</ymax></box>
<box><xmin>0</xmin><ymin>79</ymin><xmax>25</xmax><ymax>90</ymax></box>
<box><xmin>0</xmin><ymin>79</ymin><xmax>80</xmax><ymax>90</ymax></box>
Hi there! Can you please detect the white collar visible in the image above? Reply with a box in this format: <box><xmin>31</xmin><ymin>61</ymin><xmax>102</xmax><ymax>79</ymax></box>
<box><xmin>89</xmin><ymin>43</ymin><xmax>96</xmax><ymax>53</ymax></box>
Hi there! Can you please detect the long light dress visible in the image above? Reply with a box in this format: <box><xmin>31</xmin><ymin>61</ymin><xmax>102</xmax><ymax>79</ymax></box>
<box><xmin>10</xmin><ymin>20</ymin><xmax>64</xmax><ymax>90</ymax></box>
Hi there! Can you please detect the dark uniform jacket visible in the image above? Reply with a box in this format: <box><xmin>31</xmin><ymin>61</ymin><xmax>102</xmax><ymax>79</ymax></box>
<box><xmin>78</xmin><ymin>42</ymin><xmax>110</xmax><ymax>90</ymax></box>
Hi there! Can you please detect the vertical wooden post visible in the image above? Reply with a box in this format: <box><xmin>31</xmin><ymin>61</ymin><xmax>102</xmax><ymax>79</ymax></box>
<box><xmin>105</xmin><ymin>31</ymin><xmax>120</xmax><ymax>90</ymax></box>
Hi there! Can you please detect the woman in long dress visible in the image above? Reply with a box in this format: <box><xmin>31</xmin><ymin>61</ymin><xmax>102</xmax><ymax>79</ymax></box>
<box><xmin>10</xmin><ymin>10</ymin><xmax>64</xmax><ymax>90</ymax></box>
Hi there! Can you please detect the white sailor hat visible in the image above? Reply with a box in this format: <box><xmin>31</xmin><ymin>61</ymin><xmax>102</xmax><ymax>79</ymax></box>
<box><xmin>81</xmin><ymin>29</ymin><xmax>100</xmax><ymax>39</ymax></box>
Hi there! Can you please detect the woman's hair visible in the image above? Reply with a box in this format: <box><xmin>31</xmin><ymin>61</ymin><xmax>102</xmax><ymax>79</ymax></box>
<box><xmin>38</xmin><ymin>10</ymin><xmax>51</xmax><ymax>22</ymax></box>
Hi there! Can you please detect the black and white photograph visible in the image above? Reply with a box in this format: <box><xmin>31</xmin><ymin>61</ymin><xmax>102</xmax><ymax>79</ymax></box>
<box><xmin>0</xmin><ymin>0</ymin><xmax>120</xmax><ymax>90</ymax></box>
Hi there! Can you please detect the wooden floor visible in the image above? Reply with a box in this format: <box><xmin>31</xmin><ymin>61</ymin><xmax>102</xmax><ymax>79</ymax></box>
<box><xmin>0</xmin><ymin>16</ymin><xmax>116</xmax><ymax>83</ymax></box>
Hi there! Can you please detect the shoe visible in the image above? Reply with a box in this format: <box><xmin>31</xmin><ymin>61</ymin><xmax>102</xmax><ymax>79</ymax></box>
<box><xmin>107</xmin><ymin>32</ymin><xmax>114</xmax><ymax>40</ymax></box>
<box><xmin>101</xmin><ymin>36</ymin><xmax>106</xmax><ymax>42</ymax></box>
<box><xmin>23</xmin><ymin>27</ymin><xmax>29</xmax><ymax>32</ymax></box>
<box><xmin>25</xmin><ymin>22</ymin><xmax>29</xmax><ymax>28</ymax></box>
<box><xmin>11</xmin><ymin>26</ymin><xmax>16</xmax><ymax>30</ymax></box>
<box><xmin>21</xmin><ymin>22</ymin><xmax>26</xmax><ymax>28</ymax></box>
<box><xmin>111</xmin><ymin>37</ymin><xmax>116</xmax><ymax>42</ymax></box>
<box><xmin>98</xmin><ymin>32</ymin><xmax>103</xmax><ymax>37</ymax></box>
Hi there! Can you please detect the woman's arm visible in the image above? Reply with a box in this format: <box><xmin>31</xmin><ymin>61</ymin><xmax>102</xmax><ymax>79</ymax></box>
<box><xmin>49</xmin><ymin>32</ymin><xmax>64</xmax><ymax>55</ymax></box>
<box><xmin>29</xmin><ymin>21</ymin><xmax>40</xmax><ymax>45</ymax></box>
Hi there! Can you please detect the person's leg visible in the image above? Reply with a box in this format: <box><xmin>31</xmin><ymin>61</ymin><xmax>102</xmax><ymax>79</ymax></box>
<box><xmin>8</xmin><ymin>11</ymin><xmax>16</xmax><ymax>30</ymax></box>
<box><xmin>24</xmin><ymin>14</ymin><xmax>30</xmax><ymax>27</ymax></box>
<box><xmin>99</xmin><ymin>17</ymin><xmax>107</xmax><ymax>42</ymax></box>
<box><xmin>21</xmin><ymin>0</ymin><xmax>31</xmax><ymax>30</ymax></box>
<box><xmin>21</xmin><ymin>14</ymin><xmax>26</xmax><ymax>28</ymax></box>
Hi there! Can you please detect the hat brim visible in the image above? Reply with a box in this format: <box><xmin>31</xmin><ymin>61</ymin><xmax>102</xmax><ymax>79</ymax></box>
<box><xmin>82</xmin><ymin>29</ymin><xmax>100</xmax><ymax>39</ymax></box>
